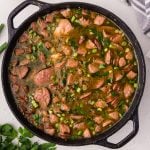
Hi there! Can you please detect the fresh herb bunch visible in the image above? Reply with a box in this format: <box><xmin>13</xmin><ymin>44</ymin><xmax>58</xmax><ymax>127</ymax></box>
<box><xmin>0</xmin><ymin>23</ymin><xmax>8</xmax><ymax>53</ymax></box>
<box><xmin>0</xmin><ymin>124</ymin><xmax>56</xmax><ymax>150</ymax></box>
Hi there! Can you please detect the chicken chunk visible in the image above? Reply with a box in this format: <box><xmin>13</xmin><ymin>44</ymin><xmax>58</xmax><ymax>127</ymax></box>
<box><xmin>34</xmin><ymin>87</ymin><xmax>50</xmax><ymax>109</ymax></box>
<box><xmin>54</xmin><ymin>19</ymin><xmax>74</xmax><ymax>36</ymax></box>
<box><xmin>34</xmin><ymin>68</ymin><xmax>54</xmax><ymax>86</ymax></box>
<box><xmin>124</xmin><ymin>83</ymin><xmax>134</xmax><ymax>98</ymax></box>
<box><xmin>94</xmin><ymin>15</ymin><xmax>105</xmax><ymax>25</ymax></box>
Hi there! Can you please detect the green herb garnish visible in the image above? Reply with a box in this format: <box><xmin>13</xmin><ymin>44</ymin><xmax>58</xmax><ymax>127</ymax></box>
<box><xmin>0</xmin><ymin>124</ymin><xmax>56</xmax><ymax>149</ymax></box>
<box><xmin>0</xmin><ymin>42</ymin><xmax>8</xmax><ymax>53</ymax></box>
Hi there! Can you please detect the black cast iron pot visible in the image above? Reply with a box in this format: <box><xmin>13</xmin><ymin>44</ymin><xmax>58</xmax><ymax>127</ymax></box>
<box><xmin>2</xmin><ymin>0</ymin><xmax>146</xmax><ymax>149</ymax></box>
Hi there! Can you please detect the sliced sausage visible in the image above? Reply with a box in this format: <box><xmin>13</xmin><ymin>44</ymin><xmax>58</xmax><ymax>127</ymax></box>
<box><xmin>12</xmin><ymin>84</ymin><xmax>19</xmax><ymax>93</ymax></box>
<box><xmin>52</xmin><ymin>96</ymin><xmax>60</xmax><ymax>103</ymax></box>
<box><xmin>46</xmin><ymin>14</ymin><xmax>54</xmax><ymax>23</ymax></box>
<box><xmin>94</xmin><ymin>116</ymin><xmax>104</xmax><ymax>124</ymax></box>
<box><xmin>80</xmin><ymin>92</ymin><xmax>91</xmax><ymax>99</ymax></box>
<box><xmin>61</xmin><ymin>103</ymin><xmax>70</xmax><ymax>112</ymax></box>
<box><xmin>79</xmin><ymin>17</ymin><xmax>90</xmax><ymax>27</ymax></box>
<box><xmin>70</xmin><ymin>115</ymin><xmax>84</xmax><ymax>120</ymax></box>
<box><xmin>119</xmin><ymin>57</ymin><xmax>126</xmax><ymax>67</ymax></box>
<box><xmin>95</xmin><ymin>125</ymin><xmax>102</xmax><ymax>133</ymax></box>
<box><xmin>74</xmin><ymin>122</ymin><xmax>86</xmax><ymax>130</ymax></box>
<box><xmin>78</xmin><ymin>36</ymin><xmax>85</xmax><ymax>44</ymax></box>
<box><xmin>30</xmin><ymin>22</ymin><xmax>37</xmax><ymax>31</ymax></box>
<box><xmin>17</xmin><ymin>66</ymin><xmax>29</xmax><ymax>79</ymax></box>
<box><xmin>125</xmin><ymin>50</ymin><xmax>133</xmax><ymax>60</ymax></box>
<box><xmin>45</xmin><ymin>42</ymin><xmax>52</xmax><ymax>49</ymax></box>
<box><xmin>94</xmin><ymin>39</ymin><xmax>102</xmax><ymax>50</ymax></box>
<box><xmin>67</xmin><ymin>73</ymin><xmax>74</xmax><ymax>85</ymax></box>
<box><xmin>115</xmin><ymin>71</ymin><xmax>123</xmax><ymax>81</ymax></box>
<box><xmin>105</xmin><ymin>50</ymin><xmax>111</xmax><ymax>65</ymax></box>
<box><xmin>38</xmin><ymin>19</ymin><xmax>47</xmax><ymax>30</ymax></box>
<box><xmin>38</xmin><ymin>52</ymin><xmax>46</xmax><ymax>63</ymax></box>
<box><xmin>85</xmin><ymin>40</ymin><xmax>96</xmax><ymax>49</ymax></box>
<box><xmin>49</xmin><ymin>114</ymin><xmax>58</xmax><ymax>124</ymax></box>
<box><xmin>92</xmin><ymin>78</ymin><xmax>105</xmax><ymax>89</ymax></box>
<box><xmin>66</xmin><ymin>58</ymin><xmax>78</xmax><ymax>68</ymax></box>
<box><xmin>34</xmin><ymin>87</ymin><xmax>50</xmax><ymax>109</ymax></box>
<box><xmin>15</xmin><ymin>48</ymin><xmax>24</xmax><ymax>56</ymax></box>
<box><xmin>126</xmin><ymin>70</ymin><xmax>137</xmax><ymax>79</ymax></box>
<box><xmin>77</xmin><ymin>46</ymin><xmax>87</xmax><ymax>56</ymax></box>
<box><xmin>123</xmin><ymin>83</ymin><xmax>134</xmax><ymax>98</ymax></box>
<box><xmin>94</xmin><ymin>58</ymin><xmax>105</xmax><ymax>65</ymax></box>
<box><xmin>102</xmin><ymin>119</ymin><xmax>112</xmax><ymax>127</ymax></box>
<box><xmin>95</xmin><ymin>100</ymin><xmax>108</xmax><ymax>108</ymax></box>
<box><xmin>19</xmin><ymin>33</ymin><xmax>28</xmax><ymax>43</ymax></box>
<box><xmin>83</xmin><ymin>128</ymin><xmax>91</xmax><ymax>138</ymax></box>
<box><xmin>44</xmin><ymin>128</ymin><xmax>55</xmax><ymax>136</ymax></box>
<box><xmin>34</xmin><ymin>68</ymin><xmax>54</xmax><ymax>86</ymax></box>
<box><xmin>62</xmin><ymin>45</ymin><xmax>72</xmax><ymax>56</ymax></box>
<box><xmin>40</xmin><ymin>29</ymin><xmax>49</xmax><ymax>38</ymax></box>
<box><xmin>54</xmin><ymin>60</ymin><xmax>66</xmax><ymax>70</ymax></box>
<box><xmin>88</xmin><ymin>63</ymin><xmax>99</xmax><ymax>74</ymax></box>
<box><xmin>60</xmin><ymin>9</ymin><xmax>71</xmax><ymax>18</ymax></box>
<box><xmin>94</xmin><ymin>15</ymin><xmax>105</xmax><ymax>25</ymax></box>
<box><xmin>59</xmin><ymin>124</ymin><xmax>70</xmax><ymax>139</ymax></box>
<box><xmin>111</xmin><ymin>34</ymin><xmax>122</xmax><ymax>43</ymax></box>
<box><xmin>88</xmin><ymin>63</ymin><xmax>99</xmax><ymax>73</ymax></box>
<box><xmin>109</xmin><ymin>111</ymin><xmax>119</xmax><ymax>120</ymax></box>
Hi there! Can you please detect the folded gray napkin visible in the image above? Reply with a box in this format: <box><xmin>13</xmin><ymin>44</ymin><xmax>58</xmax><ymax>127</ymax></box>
<box><xmin>122</xmin><ymin>0</ymin><xmax>150</xmax><ymax>37</ymax></box>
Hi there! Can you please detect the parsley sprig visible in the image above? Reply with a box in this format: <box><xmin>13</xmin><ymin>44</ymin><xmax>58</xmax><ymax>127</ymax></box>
<box><xmin>0</xmin><ymin>124</ymin><xmax>56</xmax><ymax>150</ymax></box>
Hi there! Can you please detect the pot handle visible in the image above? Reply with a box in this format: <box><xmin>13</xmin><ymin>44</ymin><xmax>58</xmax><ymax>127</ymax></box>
<box><xmin>7</xmin><ymin>0</ymin><xmax>52</xmax><ymax>39</ymax></box>
<box><xmin>95</xmin><ymin>110</ymin><xmax>139</xmax><ymax>149</ymax></box>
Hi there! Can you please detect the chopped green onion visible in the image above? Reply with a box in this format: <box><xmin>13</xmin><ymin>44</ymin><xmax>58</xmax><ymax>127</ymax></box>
<box><xmin>134</xmin><ymin>83</ymin><xmax>138</xmax><ymax>88</ymax></box>
<box><xmin>106</xmin><ymin>21</ymin><xmax>110</xmax><ymax>24</ymax></box>
<box><xmin>48</xmin><ymin>110</ymin><xmax>53</xmax><ymax>114</ymax></box>
<box><xmin>121</xmin><ymin>41</ymin><xmax>127</xmax><ymax>46</ymax></box>
<box><xmin>87</xmin><ymin>74</ymin><xmax>91</xmax><ymax>77</ymax></box>
<box><xmin>73</xmin><ymin>52</ymin><xmax>78</xmax><ymax>57</ymax></box>
<box><xmin>134</xmin><ymin>61</ymin><xmax>137</xmax><ymax>66</ymax></box>
<box><xmin>104</xmin><ymin>48</ymin><xmax>108</xmax><ymax>52</ymax></box>
<box><xmin>76</xmin><ymin>87</ymin><xmax>81</xmax><ymax>93</ymax></box>
<box><xmin>32</xmin><ymin>46</ymin><xmax>36</xmax><ymax>51</ymax></box>
<box><xmin>0</xmin><ymin>24</ymin><xmax>4</xmax><ymax>33</ymax></box>
<box><xmin>99</xmin><ymin>64</ymin><xmax>106</xmax><ymax>69</ymax></box>
<box><xmin>102</xmin><ymin>72</ymin><xmax>109</xmax><ymax>76</ymax></box>
<box><xmin>82</xmin><ymin>84</ymin><xmax>87</xmax><ymax>91</ymax></box>
<box><xmin>60</xmin><ymin>117</ymin><xmax>64</xmax><ymax>121</ymax></box>
<box><xmin>31</xmin><ymin>100</ymin><xmax>39</xmax><ymax>108</ymax></box>
<box><xmin>125</xmin><ymin>48</ymin><xmax>130</xmax><ymax>52</ymax></box>
<box><xmin>114</xmin><ymin>66</ymin><xmax>119</xmax><ymax>70</ymax></box>
<box><xmin>0</xmin><ymin>42</ymin><xmax>8</xmax><ymax>53</ymax></box>
<box><xmin>111</xmin><ymin>91</ymin><xmax>117</xmax><ymax>97</ymax></box>
<box><xmin>115</xmin><ymin>29</ymin><xmax>119</xmax><ymax>33</ymax></box>
<box><xmin>71</xmin><ymin>16</ymin><xmax>76</xmax><ymax>22</ymax></box>
<box><xmin>77</xmin><ymin>130</ymin><xmax>83</xmax><ymax>136</ymax></box>
<box><xmin>97</xmin><ymin>108</ymin><xmax>102</xmax><ymax>111</ymax></box>
<box><xmin>109</xmin><ymin>70</ymin><xmax>113</xmax><ymax>73</ymax></box>
<box><xmin>92</xmin><ymin>48</ymin><xmax>97</xmax><ymax>53</ymax></box>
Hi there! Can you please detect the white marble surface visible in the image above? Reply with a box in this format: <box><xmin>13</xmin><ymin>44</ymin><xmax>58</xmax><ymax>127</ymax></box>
<box><xmin>0</xmin><ymin>0</ymin><xmax>150</xmax><ymax>150</ymax></box>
